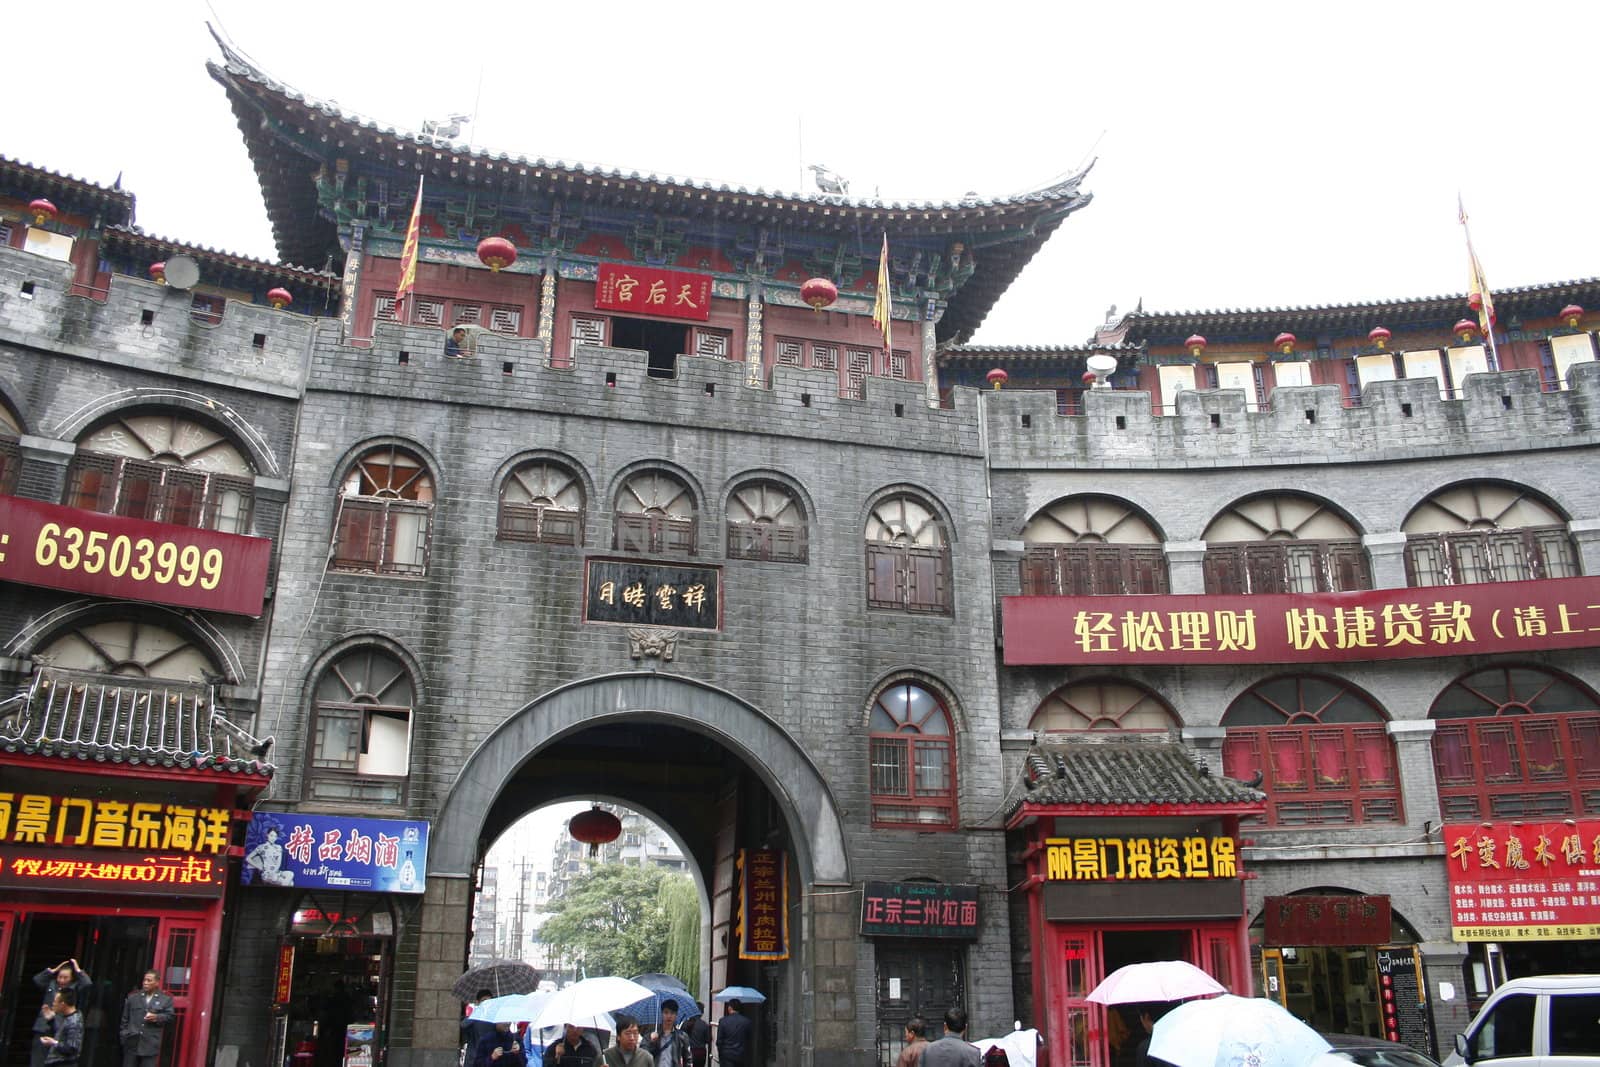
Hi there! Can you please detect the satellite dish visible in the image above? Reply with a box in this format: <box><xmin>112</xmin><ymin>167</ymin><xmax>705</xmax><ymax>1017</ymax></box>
<box><xmin>163</xmin><ymin>254</ymin><xmax>200</xmax><ymax>290</ymax></box>
<box><xmin>1086</xmin><ymin>353</ymin><xmax>1118</xmax><ymax>375</ymax></box>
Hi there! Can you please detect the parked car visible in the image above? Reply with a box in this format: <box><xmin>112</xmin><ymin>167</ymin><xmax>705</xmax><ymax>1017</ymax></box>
<box><xmin>1322</xmin><ymin>1032</ymin><xmax>1442</xmax><ymax>1067</ymax></box>
<box><xmin>1446</xmin><ymin>974</ymin><xmax>1600</xmax><ymax>1067</ymax></box>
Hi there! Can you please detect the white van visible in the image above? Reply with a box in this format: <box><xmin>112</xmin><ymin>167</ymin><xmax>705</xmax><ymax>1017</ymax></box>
<box><xmin>1449</xmin><ymin>975</ymin><xmax>1600</xmax><ymax>1067</ymax></box>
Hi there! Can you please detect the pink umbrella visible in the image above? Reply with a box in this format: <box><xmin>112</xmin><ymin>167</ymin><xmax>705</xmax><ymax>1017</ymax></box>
<box><xmin>1086</xmin><ymin>961</ymin><xmax>1226</xmax><ymax>1005</ymax></box>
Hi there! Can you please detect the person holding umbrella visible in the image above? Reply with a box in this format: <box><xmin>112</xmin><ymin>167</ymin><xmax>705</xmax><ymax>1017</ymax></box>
<box><xmin>714</xmin><ymin>1001</ymin><xmax>751</xmax><ymax>1067</ymax></box>
<box><xmin>647</xmin><ymin>1000</ymin><xmax>687</xmax><ymax>1067</ymax></box>
<box><xmin>543</xmin><ymin>1022</ymin><xmax>600</xmax><ymax>1067</ymax></box>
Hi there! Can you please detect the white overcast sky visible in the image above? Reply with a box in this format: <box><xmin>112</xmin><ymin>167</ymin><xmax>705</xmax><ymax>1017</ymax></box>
<box><xmin>8</xmin><ymin>0</ymin><xmax>1597</xmax><ymax>342</ymax></box>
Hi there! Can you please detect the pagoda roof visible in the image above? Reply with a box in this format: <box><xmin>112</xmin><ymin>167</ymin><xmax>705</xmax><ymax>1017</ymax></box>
<box><xmin>1123</xmin><ymin>276</ymin><xmax>1600</xmax><ymax>344</ymax></box>
<box><xmin>104</xmin><ymin>224</ymin><xmax>340</xmax><ymax>292</ymax></box>
<box><xmin>1007</xmin><ymin>738</ymin><xmax>1264</xmax><ymax>824</ymax></box>
<box><xmin>205</xmin><ymin>37</ymin><xmax>1092</xmax><ymax>342</ymax></box>
<box><xmin>0</xmin><ymin>154</ymin><xmax>135</xmax><ymax>227</ymax></box>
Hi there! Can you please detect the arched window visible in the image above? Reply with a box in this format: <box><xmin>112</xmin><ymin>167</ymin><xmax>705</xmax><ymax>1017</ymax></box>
<box><xmin>865</xmin><ymin>494</ymin><xmax>952</xmax><ymax>614</ymax></box>
<box><xmin>1021</xmin><ymin>495</ymin><xmax>1168</xmax><ymax>595</ymax></box>
<box><xmin>1029</xmin><ymin>679</ymin><xmax>1179</xmax><ymax>733</ymax></box>
<box><xmin>331</xmin><ymin>445</ymin><xmax>435</xmax><ymax>576</ymax></box>
<box><xmin>498</xmin><ymin>459</ymin><xmax>584</xmax><ymax>545</ymax></box>
<box><xmin>869</xmin><ymin>682</ymin><xmax>956</xmax><ymax>829</ymax></box>
<box><xmin>726</xmin><ymin>479</ymin><xmax>807</xmax><ymax>563</ymax></box>
<box><xmin>307</xmin><ymin>646</ymin><xmax>416</xmax><ymax>805</ymax></box>
<box><xmin>1430</xmin><ymin>665</ymin><xmax>1600</xmax><ymax>821</ymax></box>
<box><xmin>1221</xmin><ymin>675</ymin><xmax>1401</xmax><ymax>827</ymax></box>
<box><xmin>33</xmin><ymin>618</ymin><xmax>218</xmax><ymax>682</ymax></box>
<box><xmin>64</xmin><ymin>413</ymin><xmax>255</xmax><ymax>533</ymax></box>
<box><xmin>1202</xmin><ymin>493</ymin><xmax>1370</xmax><ymax>595</ymax></box>
<box><xmin>0</xmin><ymin>402</ymin><xmax>21</xmax><ymax>495</ymax></box>
<box><xmin>1403</xmin><ymin>483</ymin><xmax>1579</xmax><ymax>585</ymax></box>
<box><xmin>613</xmin><ymin>471</ymin><xmax>697</xmax><ymax>555</ymax></box>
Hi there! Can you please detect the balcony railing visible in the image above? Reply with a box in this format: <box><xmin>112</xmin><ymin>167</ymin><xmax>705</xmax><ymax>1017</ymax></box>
<box><xmin>1405</xmin><ymin>526</ymin><xmax>1580</xmax><ymax>586</ymax></box>
<box><xmin>0</xmin><ymin>667</ymin><xmax>274</xmax><ymax>771</ymax></box>
<box><xmin>1021</xmin><ymin>545</ymin><xmax>1170</xmax><ymax>596</ymax></box>
<box><xmin>1203</xmin><ymin>539</ymin><xmax>1371</xmax><ymax>595</ymax></box>
<box><xmin>1433</xmin><ymin>713</ymin><xmax>1600</xmax><ymax>821</ymax></box>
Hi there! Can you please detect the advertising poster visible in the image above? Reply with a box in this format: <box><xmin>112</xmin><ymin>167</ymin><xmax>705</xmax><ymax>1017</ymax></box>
<box><xmin>242</xmin><ymin>812</ymin><xmax>429</xmax><ymax>894</ymax></box>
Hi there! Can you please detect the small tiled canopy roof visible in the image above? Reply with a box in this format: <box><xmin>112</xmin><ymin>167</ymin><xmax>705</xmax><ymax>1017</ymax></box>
<box><xmin>0</xmin><ymin>154</ymin><xmax>136</xmax><ymax>227</ymax></box>
<box><xmin>1008</xmin><ymin>739</ymin><xmax>1264</xmax><ymax>822</ymax></box>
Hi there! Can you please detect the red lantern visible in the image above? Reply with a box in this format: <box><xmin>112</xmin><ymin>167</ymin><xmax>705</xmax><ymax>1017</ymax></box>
<box><xmin>569</xmin><ymin>806</ymin><xmax>622</xmax><ymax>858</ymax></box>
<box><xmin>1368</xmin><ymin>326</ymin><xmax>1391</xmax><ymax>349</ymax></box>
<box><xmin>28</xmin><ymin>198</ymin><xmax>57</xmax><ymax>225</ymax></box>
<box><xmin>1453</xmin><ymin>318</ymin><xmax>1478</xmax><ymax>344</ymax></box>
<box><xmin>800</xmin><ymin>277</ymin><xmax>838</xmax><ymax>312</ymax></box>
<box><xmin>1468</xmin><ymin>292</ymin><xmax>1483</xmax><ymax>312</ymax></box>
<box><xmin>477</xmin><ymin>236</ymin><xmax>518</xmax><ymax>272</ymax></box>
<box><xmin>1081</xmin><ymin>370</ymin><xmax>1097</xmax><ymax>385</ymax></box>
<box><xmin>1560</xmin><ymin>304</ymin><xmax>1584</xmax><ymax>329</ymax></box>
<box><xmin>1274</xmin><ymin>332</ymin><xmax>1296</xmax><ymax>355</ymax></box>
<box><xmin>1185</xmin><ymin>334</ymin><xmax>1207</xmax><ymax>358</ymax></box>
<box><xmin>149</xmin><ymin>262</ymin><xmax>167</xmax><ymax>285</ymax></box>
<box><xmin>986</xmin><ymin>368</ymin><xmax>1009</xmax><ymax>390</ymax></box>
<box><xmin>267</xmin><ymin>287</ymin><xmax>292</xmax><ymax>310</ymax></box>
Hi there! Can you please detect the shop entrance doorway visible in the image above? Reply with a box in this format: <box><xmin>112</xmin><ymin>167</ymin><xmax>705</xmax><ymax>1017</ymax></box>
<box><xmin>1</xmin><ymin>908</ymin><xmax>205</xmax><ymax>1067</ymax></box>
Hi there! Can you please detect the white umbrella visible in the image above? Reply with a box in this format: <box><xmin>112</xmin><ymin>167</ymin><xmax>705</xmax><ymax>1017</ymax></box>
<box><xmin>1086</xmin><ymin>960</ymin><xmax>1227</xmax><ymax>1005</ymax></box>
<box><xmin>970</xmin><ymin>1029</ymin><xmax>1041</xmax><ymax>1067</ymax></box>
<box><xmin>530</xmin><ymin>977</ymin><xmax>657</xmax><ymax>1033</ymax></box>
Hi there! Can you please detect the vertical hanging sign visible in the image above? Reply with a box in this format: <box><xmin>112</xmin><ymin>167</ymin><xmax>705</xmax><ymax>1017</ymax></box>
<box><xmin>737</xmin><ymin>848</ymin><xmax>789</xmax><ymax>960</ymax></box>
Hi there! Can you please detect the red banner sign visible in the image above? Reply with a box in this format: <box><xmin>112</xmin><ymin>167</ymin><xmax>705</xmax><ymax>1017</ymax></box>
<box><xmin>1003</xmin><ymin>576</ymin><xmax>1600</xmax><ymax>665</ymax></box>
<box><xmin>272</xmin><ymin>943</ymin><xmax>295</xmax><ymax>1007</ymax></box>
<box><xmin>595</xmin><ymin>263</ymin><xmax>712</xmax><ymax>322</ymax></box>
<box><xmin>737</xmin><ymin>848</ymin><xmax>788</xmax><ymax>960</ymax></box>
<box><xmin>1444</xmin><ymin>819</ymin><xmax>1600</xmax><ymax>940</ymax></box>
<box><xmin>0</xmin><ymin>845</ymin><xmax>226</xmax><ymax>897</ymax></box>
<box><xmin>1264</xmin><ymin>894</ymin><xmax>1392</xmax><ymax>946</ymax></box>
<box><xmin>0</xmin><ymin>495</ymin><xmax>271</xmax><ymax>616</ymax></box>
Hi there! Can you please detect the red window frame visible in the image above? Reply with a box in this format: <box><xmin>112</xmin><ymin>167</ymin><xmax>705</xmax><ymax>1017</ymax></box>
<box><xmin>1430</xmin><ymin>665</ymin><xmax>1600</xmax><ymax>820</ymax></box>
<box><xmin>869</xmin><ymin>683</ymin><xmax>956</xmax><ymax>830</ymax></box>
<box><xmin>1224</xmin><ymin>724</ymin><xmax>1402</xmax><ymax>827</ymax></box>
<box><xmin>1221</xmin><ymin>675</ymin><xmax>1402</xmax><ymax>828</ymax></box>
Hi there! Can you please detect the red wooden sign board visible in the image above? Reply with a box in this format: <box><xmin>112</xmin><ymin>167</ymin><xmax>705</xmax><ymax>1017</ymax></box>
<box><xmin>0</xmin><ymin>494</ymin><xmax>271</xmax><ymax>616</ymax></box>
<box><xmin>595</xmin><ymin>263</ymin><xmax>712</xmax><ymax>322</ymax></box>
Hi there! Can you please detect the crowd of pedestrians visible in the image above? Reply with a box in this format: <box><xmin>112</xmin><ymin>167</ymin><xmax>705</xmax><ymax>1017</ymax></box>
<box><xmin>463</xmin><ymin>995</ymin><xmax>731</xmax><ymax>1067</ymax></box>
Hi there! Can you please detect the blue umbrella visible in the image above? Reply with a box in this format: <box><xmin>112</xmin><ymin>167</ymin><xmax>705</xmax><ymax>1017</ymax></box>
<box><xmin>471</xmin><ymin>991</ymin><xmax>552</xmax><ymax>1025</ymax></box>
<box><xmin>712</xmin><ymin>986</ymin><xmax>765</xmax><ymax>1004</ymax></box>
<box><xmin>622</xmin><ymin>974</ymin><xmax>701</xmax><ymax>1026</ymax></box>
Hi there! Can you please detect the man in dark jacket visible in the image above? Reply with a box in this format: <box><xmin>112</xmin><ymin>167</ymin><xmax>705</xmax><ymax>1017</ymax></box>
<box><xmin>919</xmin><ymin>1008</ymin><xmax>981</xmax><ymax>1067</ymax></box>
<box><xmin>647</xmin><ymin>1000</ymin><xmax>687</xmax><ymax>1067</ymax></box>
<box><xmin>542</xmin><ymin>1023</ymin><xmax>600</xmax><ymax>1067</ymax></box>
<box><xmin>714</xmin><ymin>1001</ymin><xmax>752</xmax><ymax>1067</ymax></box>
<box><xmin>120</xmin><ymin>971</ymin><xmax>176</xmax><ymax>1067</ymax></box>
<box><xmin>40</xmin><ymin>990</ymin><xmax>83</xmax><ymax>1067</ymax></box>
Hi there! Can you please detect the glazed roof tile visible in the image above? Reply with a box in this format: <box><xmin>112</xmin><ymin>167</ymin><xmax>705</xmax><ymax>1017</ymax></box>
<box><xmin>1010</xmin><ymin>739</ymin><xmax>1264</xmax><ymax>815</ymax></box>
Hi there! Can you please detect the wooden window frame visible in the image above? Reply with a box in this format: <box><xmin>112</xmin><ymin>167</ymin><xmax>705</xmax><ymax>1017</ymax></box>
<box><xmin>331</xmin><ymin>498</ymin><xmax>433</xmax><ymax>577</ymax></box>
<box><xmin>613</xmin><ymin>512</ymin><xmax>698</xmax><ymax>556</ymax></box>
<box><xmin>1405</xmin><ymin>527</ymin><xmax>1580</xmax><ymax>586</ymax></box>
<box><xmin>63</xmin><ymin>451</ymin><xmax>255</xmax><ymax>534</ymax></box>
<box><xmin>866</xmin><ymin>542</ymin><xmax>952</xmax><ymax>615</ymax></box>
<box><xmin>1021</xmin><ymin>545</ymin><xmax>1170</xmax><ymax>596</ymax></box>
<box><xmin>1224</xmin><ymin>723</ymin><xmax>1403</xmax><ymax>827</ymax></box>
<box><xmin>0</xmin><ymin>437</ymin><xmax>19</xmax><ymax>495</ymax></box>
<box><xmin>869</xmin><ymin>684</ymin><xmax>957</xmax><ymax>830</ymax></box>
<box><xmin>1203</xmin><ymin>539</ymin><xmax>1371</xmax><ymax>595</ymax></box>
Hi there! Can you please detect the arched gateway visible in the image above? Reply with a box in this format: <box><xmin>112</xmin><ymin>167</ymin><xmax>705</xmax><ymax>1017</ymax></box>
<box><xmin>406</xmin><ymin>673</ymin><xmax>851</xmax><ymax>1067</ymax></box>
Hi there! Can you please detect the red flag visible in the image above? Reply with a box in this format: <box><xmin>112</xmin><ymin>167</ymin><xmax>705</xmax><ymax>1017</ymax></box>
<box><xmin>395</xmin><ymin>177</ymin><xmax>424</xmax><ymax>319</ymax></box>
<box><xmin>871</xmin><ymin>233</ymin><xmax>892</xmax><ymax>352</ymax></box>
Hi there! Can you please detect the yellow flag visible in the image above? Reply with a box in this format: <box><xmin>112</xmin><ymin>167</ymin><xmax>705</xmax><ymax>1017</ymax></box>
<box><xmin>1458</xmin><ymin>196</ymin><xmax>1495</xmax><ymax>337</ymax></box>
<box><xmin>395</xmin><ymin>177</ymin><xmax>424</xmax><ymax>317</ymax></box>
<box><xmin>871</xmin><ymin>233</ymin><xmax>892</xmax><ymax>351</ymax></box>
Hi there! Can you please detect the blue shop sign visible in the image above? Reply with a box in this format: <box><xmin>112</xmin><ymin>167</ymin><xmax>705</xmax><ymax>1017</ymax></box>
<box><xmin>241</xmin><ymin>812</ymin><xmax>428</xmax><ymax>894</ymax></box>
